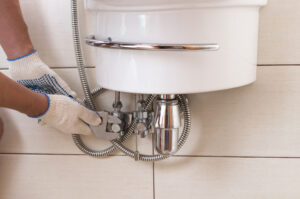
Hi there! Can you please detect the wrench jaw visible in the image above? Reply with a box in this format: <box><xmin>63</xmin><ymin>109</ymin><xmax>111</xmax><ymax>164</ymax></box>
<box><xmin>90</xmin><ymin>111</ymin><xmax>129</xmax><ymax>141</ymax></box>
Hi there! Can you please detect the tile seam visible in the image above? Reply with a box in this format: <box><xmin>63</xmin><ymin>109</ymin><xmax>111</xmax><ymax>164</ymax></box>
<box><xmin>1</xmin><ymin>64</ymin><xmax>300</xmax><ymax>70</ymax></box>
<box><xmin>0</xmin><ymin>153</ymin><xmax>126</xmax><ymax>156</ymax></box>
<box><xmin>173</xmin><ymin>155</ymin><xmax>300</xmax><ymax>159</ymax></box>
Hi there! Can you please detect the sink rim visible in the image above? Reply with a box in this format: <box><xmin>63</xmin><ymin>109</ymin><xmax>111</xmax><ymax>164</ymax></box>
<box><xmin>86</xmin><ymin>0</ymin><xmax>268</xmax><ymax>12</ymax></box>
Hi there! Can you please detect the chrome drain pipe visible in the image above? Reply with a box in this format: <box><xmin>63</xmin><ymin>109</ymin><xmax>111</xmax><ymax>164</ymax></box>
<box><xmin>154</xmin><ymin>95</ymin><xmax>181</xmax><ymax>155</ymax></box>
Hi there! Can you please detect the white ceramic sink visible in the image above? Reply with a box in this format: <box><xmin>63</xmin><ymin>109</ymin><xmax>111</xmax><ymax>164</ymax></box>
<box><xmin>85</xmin><ymin>0</ymin><xmax>268</xmax><ymax>94</ymax></box>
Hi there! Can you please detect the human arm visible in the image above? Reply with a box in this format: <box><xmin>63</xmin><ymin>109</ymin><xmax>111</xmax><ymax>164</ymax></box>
<box><xmin>0</xmin><ymin>0</ymin><xmax>34</xmax><ymax>59</ymax></box>
<box><xmin>0</xmin><ymin>72</ymin><xmax>47</xmax><ymax>117</ymax></box>
<box><xmin>0</xmin><ymin>0</ymin><xmax>76</xmax><ymax>97</ymax></box>
<box><xmin>0</xmin><ymin>72</ymin><xmax>101</xmax><ymax>135</ymax></box>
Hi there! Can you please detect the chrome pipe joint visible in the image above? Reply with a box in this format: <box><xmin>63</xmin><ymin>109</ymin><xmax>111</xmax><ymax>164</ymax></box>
<box><xmin>154</xmin><ymin>95</ymin><xmax>181</xmax><ymax>155</ymax></box>
<box><xmin>89</xmin><ymin>93</ymin><xmax>183</xmax><ymax>156</ymax></box>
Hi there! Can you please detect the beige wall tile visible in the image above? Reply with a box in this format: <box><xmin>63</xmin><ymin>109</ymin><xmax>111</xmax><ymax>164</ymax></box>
<box><xmin>179</xmin><ymin>66</ymin><xmax>300</xmax><ymax>157</ymax></box>
<box><xmin>0</xmin><ymin>69</ymin><xmax>152</xmax><ymax>155</ymax></box>
<box><xmin>155</xmin><ymin>157</ymin><xmax>300</xmax><ymax>199</ymax></box>
<box><xmin>258</xmin><ymin>0</ymin><xmax>300</xmax><ymax>64</ymax></box>
<box><xmin>0</xmin><ymin>0</ymin><xmax>96</xmax><ymax>68</ymax></box>
<box><xmin>0</xmin><ymin>47</ymin><xmax>7</xmax><ymax>68</ymax></box>
<box><xmin>2</xmin><ymin>0</ymin><xmax>300</xmax><ymax>197</ymax></box>
<box><xmin>0</xmin><ymin>155</ymin><xmax>153</xmax><ymax>199</ymax></box>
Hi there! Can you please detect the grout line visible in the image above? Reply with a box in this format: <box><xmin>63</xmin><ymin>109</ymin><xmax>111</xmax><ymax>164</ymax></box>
<box><xmin>153</xmin><ymin>161</ymin><xmax>156</xmax><ymax>199</ymax></box>
<box><xmin>2</xmin><ymin>153</ymin><xmax>299</xmax><ymax>159</ymax></box>
<box><xmin>152</xmin><ymin>135</ymin><xmax>156</xmax><ymax>199</ymax></box>
<box><xmin>0</xmin><ymin>66</ymin><xmax>96</xmax><ymax>70</ymax></box>
<box><xmin>2</xmin><ymin>153</ymin><xmax>300</xmax><ymax>160</ymax></box>
<box><xmin>173</xmin><ymin>155</ymin><xmax>300</xmax><ymax>159</ymax></box>
<box><xmin>257</xmin><ymin>64</ymin><xmax>300</xmax><ymax>66</ymax></box>
<box><xmin>1</xmin><ymin>65</ymin><xmax>300</xmax><ymax>70</ymax></box>
<box><xmin>0</xmin><ymin>152</ymin><xmax>125</xmax><ymax>156</ymax></box>
<box><xmin>50</xmin><ymin>66</ymin><xmax>95</xmax><ymax>69</ymax></box>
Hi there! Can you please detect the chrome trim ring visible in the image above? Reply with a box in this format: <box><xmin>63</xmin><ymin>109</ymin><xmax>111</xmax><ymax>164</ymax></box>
<box><xmin>85</xmin><ymin>35</ymin><xmax>219</xmax><ymax>51</ymax></box>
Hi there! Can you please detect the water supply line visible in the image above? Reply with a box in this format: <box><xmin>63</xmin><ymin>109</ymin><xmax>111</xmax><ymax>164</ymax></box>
<box><xmin>71</xmin><ymin>0</ymin><xmax>120</xmax><ymax>157</ymax></box>
<box><xmin>70</xmin><ymin>0</ymin><xmax>191</xmax><ymax>161</ymax></box>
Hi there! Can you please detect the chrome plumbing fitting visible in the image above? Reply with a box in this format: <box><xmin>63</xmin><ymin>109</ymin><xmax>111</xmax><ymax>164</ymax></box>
<box><xmin>154</xmin><ymin>95</ymin><xmax>181</xmax><ymax>155</ymax></box>
<box><xmin>134</xmin><ymin>95</ymin><xmax>153</xmax><ymax>138</ymax></box>
<box><xmin>88</xmin><ymin>93</ymin><xmax>183</xmax><ymax>156</ymax></box>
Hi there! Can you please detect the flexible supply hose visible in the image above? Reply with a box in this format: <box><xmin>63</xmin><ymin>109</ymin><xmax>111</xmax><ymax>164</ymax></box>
<box><xmin>71</xmin><ymin>0</ymin><xmax>95</xmax><ymax>110</ymax></box>
<box><xmin>71</xmin><ymin>0</ymin><xmax>119</xmax><ymax>156</ymax></box>
<box><xmin>71</xmin><ymin>0</ymin><xmax>191</xmax><ymax>161</ymax></box>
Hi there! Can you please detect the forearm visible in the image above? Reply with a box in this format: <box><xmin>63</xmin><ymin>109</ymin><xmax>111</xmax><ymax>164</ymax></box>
<box><xmin>0</xmin><ymin>0</ymin><xmax>34</xmax><ymax>59</ymax></box>
<box><xmin>0</xmin><ymin>72</ymin><xmax>48</xmax><ymax>117</ymax></box>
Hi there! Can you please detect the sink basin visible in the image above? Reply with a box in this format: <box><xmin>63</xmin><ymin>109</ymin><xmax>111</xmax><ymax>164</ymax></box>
<box><xmin>85</xmin><ymin>0</ymin><xmax>268</xmax><ymax>94</ymax></box>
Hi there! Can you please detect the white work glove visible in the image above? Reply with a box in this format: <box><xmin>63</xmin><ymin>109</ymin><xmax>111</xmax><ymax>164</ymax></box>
<box><xmin>8</xmin><ymin>50</ymin><xmax>76</xmax><ymax>97</ymax></box>
<box><xmin>34</xmin><ymin>94</ymin><xmax>101</xmax><ymax>135</ymax></box>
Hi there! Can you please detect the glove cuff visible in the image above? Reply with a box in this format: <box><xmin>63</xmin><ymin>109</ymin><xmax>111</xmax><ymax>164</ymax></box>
<box><xmin>7</xmin><ymin>49</ymin><xmax>38</xmax><ymax>62</ymax></box>
<box><xmin>8</xmin><ymin>49</ymin><xmax>44</xmax><ymax>68</ymax></box>
<box><xmin>29</xmin><ymin>93</ymin><xmax>51</xmax><ymax>119</ymax></box>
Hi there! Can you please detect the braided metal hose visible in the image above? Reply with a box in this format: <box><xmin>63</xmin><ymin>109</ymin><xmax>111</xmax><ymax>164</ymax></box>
<box><xmin>112</xmin><ymin>95</ymin><xmax>191</xmax><ymax>162</ymax></box>
<box><xmin>71</xmin><ymin>0</ymin><xmax>95</xmax><ymax>110</ymax></box>
<box><xmin>71</xmin><ymin>0</ymin><xmax>123</xmax><ymax>157</ymax></box>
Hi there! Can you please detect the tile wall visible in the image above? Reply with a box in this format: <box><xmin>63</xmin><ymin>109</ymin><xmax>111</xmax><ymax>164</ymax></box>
<box><xmin>1</xmin><ymin>0</ymin><xmax>300</xmax><ymax>198</ymax></box>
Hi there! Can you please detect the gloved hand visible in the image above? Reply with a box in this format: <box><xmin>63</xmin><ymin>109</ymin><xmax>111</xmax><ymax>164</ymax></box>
<box><xmin>34</xmin><ymin>94</ymin><xmax>101</xmax><ymax>135</ymax></box>
<box><xmin>8</xmin><ymin>50</ymin><xmax>76</xmax><ymax>97</ymax></box>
